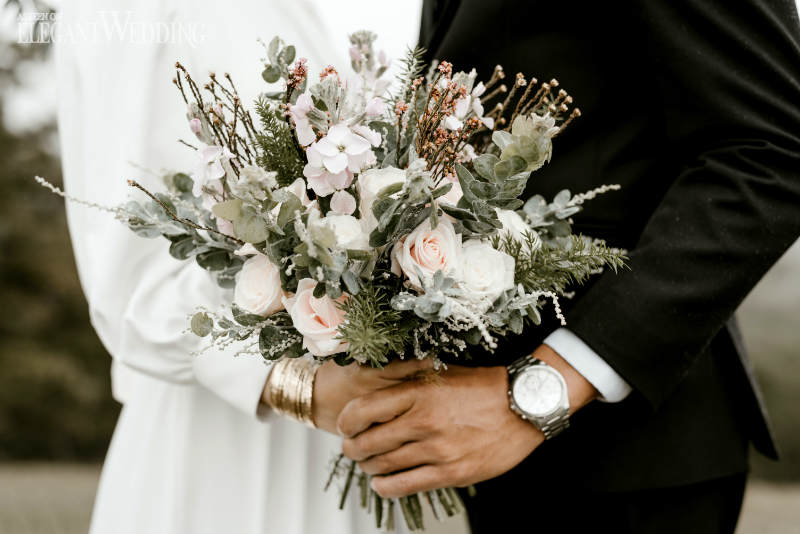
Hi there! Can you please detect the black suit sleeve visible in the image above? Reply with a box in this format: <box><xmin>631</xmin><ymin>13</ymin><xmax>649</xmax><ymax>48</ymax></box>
<box><xmin>566</xmin><ymin>0</ymin><xmax>800</xmax><ymax>409</ymax></box>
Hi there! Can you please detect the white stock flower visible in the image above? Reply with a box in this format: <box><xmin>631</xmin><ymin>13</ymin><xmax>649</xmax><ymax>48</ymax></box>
<box><xmin>358</xmin><ymin>166</ymin><xmax>407</xmax><ymax>232</ymax></box>
<box><xmin>330</xmin><ymin>190</ymin><xmax>357</xmax><ymax>215</ymax></box>
<box><xmin>288</xmin><ymin>92</ymin><xmax>316</xmax><ymax>146</ymax></box>
<box><xmin>391</xmin><ymin>217</ymin><xmax>462</xmax><ymax>289</ymax></box>
<box><xmin>458</xmin><ymin>240</ymin><xmax>516</xmax><ymax>307</ymax></box>
<box><xmin>233</xmin><ymin>254</ymin><xmax>285</xmax><ymax>317</ymax></box>
<box><xmin>303</xmin><ymin>124</ymin><xmax>380</xmax><ymax>197</ymax></box>
<box><xmin>443</xmin><ymin>69</ymin><xmax>495</xmax><ymax>131</ymax></box>
<box><xmin>192</xmin><ymin>145</ymin><xmax>232</xmax><ymax>197</ymax></box>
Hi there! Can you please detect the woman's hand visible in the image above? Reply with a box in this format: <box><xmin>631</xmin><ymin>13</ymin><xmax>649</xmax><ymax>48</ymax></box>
<box><xmin>262</xmin><ymin>358</ymin><xmax>434</xmax><ymax>435</ymax></box>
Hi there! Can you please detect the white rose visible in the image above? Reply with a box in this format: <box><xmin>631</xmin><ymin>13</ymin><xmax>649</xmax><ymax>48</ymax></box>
<box><xmin>496</xmin><ymin>208</ymin><xmax>541</xmax><ymax>250</ymax></box>
<box><xmin>358</xmin><ymin>166</ymin><xmax>406</xmax><ymax>232</ymax></box>
<box><xmin>233</xmin><ymin>254</ymin><xmax>285</xmax><ymax>316</ymax></box>
<box><xmin>458</xmin><ymin>240</ymin><xmax>516</xmax><ymax>307</ymax></box>
<box><xmin>323</xmin><ymin>214</ymin><xmax>369</xmax><ymax>250</ymax></box>
<box><xmin>391</xmin><ymin>217</ymin><xmax>462</xmax><ymax>289</ymax></box>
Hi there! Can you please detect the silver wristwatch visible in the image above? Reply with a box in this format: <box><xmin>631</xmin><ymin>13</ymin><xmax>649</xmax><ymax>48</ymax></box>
<box><xmin>506</xmin><ymin>356</ymin><xmax>570</xmax><ymax>439</ymax></box>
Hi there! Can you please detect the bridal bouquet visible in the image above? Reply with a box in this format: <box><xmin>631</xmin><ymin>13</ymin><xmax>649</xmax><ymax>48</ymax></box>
<box><xmin>40</xmin><ymin>31</ymin><xmax>624</xmax><ymax>530</ymax></box>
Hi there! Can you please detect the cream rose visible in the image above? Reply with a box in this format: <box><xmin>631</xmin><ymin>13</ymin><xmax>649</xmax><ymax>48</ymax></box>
<box><xmin>233</xmin><ymin>254</ymin><xmax>285</xmax><ymax>316</ymax></box>
<box><xmin>496</xmin><ymin>208</ymin><xmax>541</xmax><ymax>250</ymax></box>
<box><xmin>322</xmin><ymin>214</ymin><xmax>370</xmax><ymax>250</ymax></box>
<box><xmin>458</xmin><ymin>240</ymin><xmax>516</xmax><ymax>307</ymax></box>
<box><xmin>358</xmin><ymin>166</ymin><xmax>406</xmax><ymax>232</ymax></box>
<box><xmin>391</xmin><ymin>217</ymin><xmax>462</xmax><ymax>288</ymax></box>
<box><xmin>283</xmin><ymin>278</ymin><xmax>348</xmax><ymax>356</ymax></box>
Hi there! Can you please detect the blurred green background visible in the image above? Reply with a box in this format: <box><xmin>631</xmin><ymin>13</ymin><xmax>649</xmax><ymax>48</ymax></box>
<box><xmin>0</xmin><ymin>1</ymin><xmax>798</xmax><ymax>532</ymax></box>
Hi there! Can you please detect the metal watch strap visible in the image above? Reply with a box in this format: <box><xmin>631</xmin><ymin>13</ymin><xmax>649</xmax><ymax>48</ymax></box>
<box><xmin>506</xmin><ymin>356</ymin><xmax>570</xmax><ymax>440</ymax></box>
<box><xmin>537</xmin><ymin>411</ymin><xmax>570</xmax><ymax>440</ymax></box>
<box><xmin>507</xmin><ymin>355</ymin><xmax>534</xmax><ymax>378</ymax></box>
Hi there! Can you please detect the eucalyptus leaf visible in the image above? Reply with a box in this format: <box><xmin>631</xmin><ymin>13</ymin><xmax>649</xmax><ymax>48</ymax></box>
<box><xmin>168</xmin><ymin>235</ymin><xmax>197</xmax><ymax>260</ymax></box>
<box><xmin>190</xmin><ymin>312</ymin><xmax>214</xmax><ymax>337</ymax></box>
<box><xmin>376</xmin><ymin>181</ymin><xmax>404</xmax><ymax>199</ymax></box>
<box><xmin>313</xmin><ymin>283</ymin><xmax>327</xmax><ymax>298</ymax></box>
<box><xmin>473</xmin><ymin>154</ymin><xmax>499</xmax><ymax>181</ymax></box>
<box><xmin>346</xmin><ymin>249</ymin><xmax>372</xmax><ymax>261</ymax></box>
<box><xmin>341</xmin><ymin>270</ymin><xmax>361</xmax><ymax>295</ymax></box>
<box><xmin>277</xmin><ymin>194</ymin><xmax>302</xmax><ymax>229</ymax></box>
<box><xmin>494</xmin><ymin>156</ymin><xmax>526</xmax><ymax>180</ymax></box>
<box><xmin>233</xmin><ymin>304</ymin><xmax>266</xmax><ymax>326</ymax></box>
<box><xmin>279</xmin><ymin>45</ymin><xmax>296</xmax><ymax>65</ymax></box>
<box><xmin>195</xmin><ymin>249</ymin><xmax>230</xmax><ymax>271</ymax></box>
<box><xmin>262</xmin><ymin>65</ymin><xmax>281</xmax><ymax>84</ymax></box>
<box><xmin>233</xmin><ymin>206</ymin><xmax>269</xmax><ymax>243</ymax></box>
<box><xmin>212</xmin><ymin>198</ymin><xmax>243</xmax><ymax>222</ymax></box>
<box><xmin>267</xmin><ymin>36</ymin><xmax>281</xmax><ymax>63</ymax></box>
<box><xmin>172</xmin><ymin>173</ymin><xmax>193</xmax><ymax>193</ymax></box>
<box><xmin>431</xmin><ymin>182</ymin><xmax>453</xmax><ymax>200</ymax></box>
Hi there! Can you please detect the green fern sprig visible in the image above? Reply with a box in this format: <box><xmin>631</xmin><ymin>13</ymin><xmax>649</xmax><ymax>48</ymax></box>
<box><xmin>253</xmin><ymin>95</ymin><xmax>305</xmax><ymax>187</ymax></box>
<box><xmin>336</xmin><ymin>282</ymin><xmax>417</xmax><ymax>367</ymax></box>
<box><xmin>498</xmin><ymin>233</ymin><xmax>628</xmax><ymax>295</ymax></box>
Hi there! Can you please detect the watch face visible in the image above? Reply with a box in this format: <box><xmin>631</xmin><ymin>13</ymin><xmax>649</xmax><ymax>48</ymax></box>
<box><xmin>513</xmin><ymin>367</ymin><xmax>564</xmax><ymax>417</ymax></box>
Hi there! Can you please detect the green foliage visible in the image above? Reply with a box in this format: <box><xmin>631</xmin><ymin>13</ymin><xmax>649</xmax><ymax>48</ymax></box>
<box><xmin>336</xmin><ymin>281</ymin><xmax>417</xmax><ymax>367</ymax></box>
<box><xmin>261</xmin><ymin>36</ymin><xmax>297</xmax><ymax>85</ymax></box>
<box><xmin>391</xmin><ymin>270</ymin><xmax>461</xmax><ymax>322</ymax></box>
<box><xmin>0</xmin><ymin>114</ymin><xmax>118</xmax><ymax>460</ymax></box>
<box><xmin>499</xmin><ymin>233</ymin><xmax>627</xmax><ymax>296</ymax></box>
<box><xmin>391</xmin><ymin>46</ymin><xmax>426</xmax><ymax>107</ymax></box>
<box><xmin>190</xmin><ymin>312</ymin><xmax>213</xmax><ymax>337</ymax></box>
<box><xmin>254</xmin><ymin>95</ymin><xmax>306</xmax><ymax>187</ymax></box>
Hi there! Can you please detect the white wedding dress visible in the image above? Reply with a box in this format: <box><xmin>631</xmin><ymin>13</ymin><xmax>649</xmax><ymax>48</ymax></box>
<box><xmin>56</xmin><ymin>1</ymin><xmax>421</xmax><ymax>532</ymax></box>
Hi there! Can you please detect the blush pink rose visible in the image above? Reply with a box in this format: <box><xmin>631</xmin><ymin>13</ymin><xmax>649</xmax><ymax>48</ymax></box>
<box><xmin>391</xmin><ymin>217</ymin><xmax>462</xmax><ymax>289</ymax></box>
<box><xmin>283</xmin><ymin>278</ymin><xmax>349</xmax><ymax>356</ymax></box>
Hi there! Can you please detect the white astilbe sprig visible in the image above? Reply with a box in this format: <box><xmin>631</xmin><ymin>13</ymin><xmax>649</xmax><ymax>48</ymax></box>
<box><xmin>567</xmin><ymin>184</ymin><xmax>621</xmax><ymax>206</ymax></box>
<box><xmin>35</xmin><ymin>176</ymin><xmax>123</xmax><ymax>216</ymax></box>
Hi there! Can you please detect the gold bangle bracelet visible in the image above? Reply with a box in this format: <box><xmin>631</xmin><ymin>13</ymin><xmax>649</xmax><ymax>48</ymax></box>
<box><xmin>265</xmin><ymin>357</ymin><xmax>321</xmax><ymax>427</ymax></box>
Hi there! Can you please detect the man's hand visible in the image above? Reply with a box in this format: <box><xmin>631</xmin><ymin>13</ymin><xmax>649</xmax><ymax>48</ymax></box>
<box><xmin>261</xmin><ymin>358</ymin><xmax>434</xmax><ymax>435</ymax></box>
<box><xmin>337</xmin><ymin>344</ymin><xmax>598</xmax><ymax>498</ymax></box>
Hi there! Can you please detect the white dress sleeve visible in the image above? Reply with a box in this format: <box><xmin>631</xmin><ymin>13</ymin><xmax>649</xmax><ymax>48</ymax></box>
<box><xmin>55</xmin><ymin>0</ymin><xmax>422</xmax><ymax>419</ymax></box>
<box><xmin>54</xmin><ymin>2</ymin><xmax>274</xmax><ymax>418</ymax></box>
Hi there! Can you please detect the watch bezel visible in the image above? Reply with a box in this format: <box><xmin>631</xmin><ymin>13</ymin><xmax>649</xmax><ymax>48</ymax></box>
<box><xmin>510</xmin><ymin>365</ymin><xmax>567</xmax><ymax>418</ymax></box>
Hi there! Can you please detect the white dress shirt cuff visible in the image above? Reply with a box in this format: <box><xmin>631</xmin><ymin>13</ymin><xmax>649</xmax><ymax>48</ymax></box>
<box><xmin>543</xmin><ymin>328</ymin><xmax>632</xmax><ymax>403</ymax></box>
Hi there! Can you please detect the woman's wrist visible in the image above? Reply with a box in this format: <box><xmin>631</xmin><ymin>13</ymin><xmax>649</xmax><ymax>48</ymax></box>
<box><xmin>262</xmin><ymin>358</ymin><xmax>322</xmax><ymax>427</ymax></box>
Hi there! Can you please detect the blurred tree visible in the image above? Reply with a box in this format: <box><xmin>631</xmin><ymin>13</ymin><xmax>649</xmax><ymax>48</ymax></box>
<box><xmin>0</xmin><ymin>0</ymin><xmax>119</xmax><ymax>460</ymax></box>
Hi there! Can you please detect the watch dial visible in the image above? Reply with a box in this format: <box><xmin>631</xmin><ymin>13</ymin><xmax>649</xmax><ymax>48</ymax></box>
<box><xmin>513</xmin><ymin>367</ymin><xmax>563</xmax><ymax>417</ymax></box>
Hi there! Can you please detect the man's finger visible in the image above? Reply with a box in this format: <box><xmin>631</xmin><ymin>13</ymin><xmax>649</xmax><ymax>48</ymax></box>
<box><xmin>374</xmin><ymin>358</ymin><xmax>435</xmax><ymax>380</ymax></box>
<box><xmin>336</xmin><ymin>382</ymin><xmax>418</xmax><ymax>437</ymax></box>
<box><xmin>357</xmin><ymin>441</ymin><xmax>437</xmax><ymax>475</ymax></box>
<box><xmin>341</xmin><ymin>417</ymin><xmax>420</xmax><ymax>461</ymax></box>
<box><xmin>371</xmin><ymin>464</ymin><xmax>459</xmax><ymax>499</ymax></box>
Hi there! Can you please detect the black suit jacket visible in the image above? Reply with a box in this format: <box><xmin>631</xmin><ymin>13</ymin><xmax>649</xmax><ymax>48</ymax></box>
<box><xmin>420</xmin><ymin>0</ymin><xmax>800</xmax><ymax>493</ymax></box>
